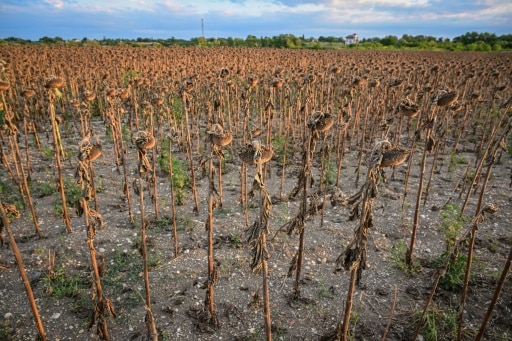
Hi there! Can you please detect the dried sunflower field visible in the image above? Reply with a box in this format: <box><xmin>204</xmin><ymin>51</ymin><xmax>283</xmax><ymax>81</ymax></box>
<box><xmin>0</xmin><ymin>46</ymin><xmax>511</xmax><ymax>341</ymax></box>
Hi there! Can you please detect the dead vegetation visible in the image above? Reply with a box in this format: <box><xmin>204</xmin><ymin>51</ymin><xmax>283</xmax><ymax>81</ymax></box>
<box><xmin>0</xmin><ymin>46</ymin><xmax>511</xmax><ymax>340</ymax></box>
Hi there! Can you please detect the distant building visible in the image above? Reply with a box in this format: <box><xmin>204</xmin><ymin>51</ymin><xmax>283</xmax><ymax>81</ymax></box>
<box><xmin>345</xmin><ymin>33</ymin><xmax>359</xmax><ymax>45</ymax></box>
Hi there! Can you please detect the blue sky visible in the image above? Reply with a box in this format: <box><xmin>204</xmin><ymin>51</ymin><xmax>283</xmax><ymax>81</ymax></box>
<box><xmin>1</xmin><ymin>0</ymin><xmax>511</xmax><ymax>40</ymax></box>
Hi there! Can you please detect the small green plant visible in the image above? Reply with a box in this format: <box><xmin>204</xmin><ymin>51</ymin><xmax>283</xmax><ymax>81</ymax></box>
<box><xmin>65</xmin><ymin>148</ymin><xmax>75</xmax><ymax>159</ymax></box>
<box><xmin>230</xmin><ymin>232</ymin><xmax>242</xmax><ymax>248</ymax></box>
<box><xmin>390</xmin><ymin>241</ymin><xmax>420</xmax><ymax>276</ymax></box>
<box><xmin>157</xmin><ymin>138</ymin><xmax>190</xmax><ymax>204</ymax></box>
<box><xmin>171</xmin><ymin>158</ymin><xmax>190</xmax><ymax>206</ymax></box>
<box><xmin>317</xmin><ymin>278</ymin><xmax>334</xmax><ymax>299</ymax></box>
<box><xmin>52</xmin><ymin>178</ymin><xmax>83</xmax><ymax>216</ymax></box>
<box><xmin>439</xmin><ymin>203</ymin><xmax>467</xmax><ymax>250</ymax></box>
<box><xmin>433</xmin><ymin>252</ymin><xmax>468</xmax><ymax>292</ymax></box>
<box><xmin>123</xmin><ymin>69</ymin><xmax>139</xmax><ymax>86</ymax></box>
<box><xmin>413</xmin><ymin>306</ymin><xmax>459</xmax><ymax>341</ymax></box>
<box><xmin>0</xmin><ymin>179</ymin><xmax>22</xmax><ymax>205</ymax></box>
<box><xmin>272</xmin><ymin>134</ymin><xmax>292</xmax><ymax>161</ymax></box>
<box><xmin>122</xmin><ymin>123</ymin><xmax>131</xmax><ymax>143</ymax></box>
<box><xmin>96</xmin><ymin>178</ymin><xmax>105</xmax><ymax>193</ymax></box>
<box><xmin>41</xmin><ymin>145</ymin><xmax>54</xmax><ymax>159</ymax></box>
<box><xmin>151</xmin><ymin>215</ymin><xmax>172</xmax><ymax>232</ymax></box>
<box><xmin>158</xmin><ymin>136</ymin><xmax>171</xmax><ymax>173</ymax></box>
<box><xmin>464</xmin><ymin>170</ymin><xmax>475</xmax><ymax>184</ymax></box>
<box><xmin>148</xmin><ymin>252</ymin><xmax>163</xmax><ymax>268</ymax></box>
<box><xmin>102</xmin><ymin>250</ymin><xmax>142</xmax><ymax>310</ymax></box>
<box><xmin>64</xmin><ymin>177</ymin><xmax>83</xmax><ymax>206</ymax></box>
<box><xmin>42</xmin><ymin>266</ymin><xmax>86</xmax><ymax>299</ymax></box>
<box><xmin>0</xmin><ymin>319</ymin><xmax>13</xmax><ymax>340</ymax></box>
<box><xmin>171</xmin><ymin>97</ymin><xmax>183</xmax><ymax>122</ymax></box>
<box><xmin>104</xmin><ymin>250</ymin><xmax>140</xmax><ymax>287</ymax></box>
<box><xmin>448</xmin><ymin>151</ymin><xmax>466</xmax><ymax>174</ymax></box>
<box><xmin>30</xmin><ymin>179</ymin><xmax>55</xmax><ymax>198</ymax></box>
<box><xmin>53</xmin><ymin>202</ymin><xmax>64</xmax><ymax>216</ymax></box>
<box><xmin>322</xmin><ymin>158</ymin><xmax>336</xmax><ymax>186</ymax></box>
<box><xmin>105</xmin><ymin>125</ymin><xmax>113</xmax><ymax>141</ymax></box>
<box><xmin>177</xmin><ymin>217</ymin><xmax>194</xmax><ymax>231</ymax></box>
<box><xmin>214</xmin><ymin>206</ymin><xmax>231</xmax><ymax>217</ymax></box>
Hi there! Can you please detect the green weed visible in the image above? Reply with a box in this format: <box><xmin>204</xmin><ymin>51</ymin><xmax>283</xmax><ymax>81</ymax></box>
<box><xmin>158</xmin><ymin>138</ymin><xmax>190</xmax><ymax>205</ymax></box>
<box><xmin>322</xmin><ymin>158</ymin><xmax>336</xmax><ymax>186</ymax></box>
<box><xmin>272</xmin><ymin>134</ymin><xmax>292</xmax><ymax>161</ymax></box>
<box><xmin>413</xmin><ymin>306</ymin><xmax>460</xmax><ymax>341</ymax></box>
<box><xmin>41</xmin><ymin>145</ymin><xmax>54</xmax><ymax>159</ymax></box>
<box><xmin>390</xmin><ymin>241</ymin><xmax>420</xmax><ymax>276</ymax></box>
<box><xmin>30</xmin><ymin>179</ymin><xmax>55</xmax><ymax>198</ymax></box>
<box><xmin>433</xmin><ymin>252</ymin><xmax>469</xmax><ymax>292</ymax></box>
<box><xmin>64</xmin><ymin>177</ymin><xmax>83</xmax><ymax>206</ymax></box>
<box><xmin>439</xmin><ymin>203</ymin><xmax>467</xmax><ymax>250</ymax></box>
<box><xmin>448</xmin><ymin>152</ymin><xmax>466</xmax><ymax>174</ymax></box>
<box><xmin>42</xmin><ymin>266</ymin><xmax>87</xmax><ymax>299</ymax></box>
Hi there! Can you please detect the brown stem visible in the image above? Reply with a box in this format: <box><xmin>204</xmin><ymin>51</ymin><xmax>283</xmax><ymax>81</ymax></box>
<box><xmin>381</xmin><ymin>286</ymin><xmax>398</xmax><ymax>341</ymax></box>
<box><xmin>341</xmin><ymin>268</ymin><xmax>358</xmax><ymax>340</ymax></box>
<box><xmin>207</xmin><ymin>153</ymin><xmax>215</xmax><ymax>317</ymax></box>
<box><xmin>85</xmin><ymin>225</ymin><xmax>110</xmax><ymax>339</ymax></box>
<box><xmin>21</xmin><ymin>116</ymin><xmax>33</xmax><ymax>177</ymax></box>
<box><xmin>6</xmin><ymin>136</ymin><xmax>26</xmax><ymax>208</ymax></box>
<box><xmin>413</xmin><ymin>273</ymin><xmax>442</xmax><ymax>341</ymax></box>
<box><xmin>475</xmin><ymin>244</ymin><xmax>512</xmax><ymax>341</ymax></box>
<box><xmin>261</xmin><ymin>231</ymin><xmax>272</xmax><ymax>341</ymax></box>
<box><xmin>218</xmin><ymin>154</ymin><xmax>223</xmax><ymax>208</ymax></box>
<box><xmin>279</xmin><ymin>136</ymin><xmax>288</xmax><ymax>199</ymax></box>
<box><xmin>294</xmin><ymin>135</ymin><xmax>313</xmax><ymax>297</ymax></box>
<box><xmin>139</xmin><ymin>175</ymin><xmax>158</xmax><ymax>340</ymax></box>
<box><xmin>115</xmin><ymin>117</ymin><xmax>133</xmax><ymax>223</ymax></box>
<box><xmin>457</xmin><ymin>225</ymin><xmax>477</xmax><ymax>341</ymax></box>
<box><xmin>182</xmin><ymin>94</ymin><xmax>199</xmax><ymax>214</ymax></box>
<box><xmin>354</xmin><ymin>106</ymin><xmax>370</xmax><ymax>185</ymax></box>
<box><xmin>407</xmin><ymin>122</ymin><xmax>433</xmax><ymax>268</ymax></box>
<box><xmin>294</xmin><ymin>226</ymin><xmax>305</xmax><ymax>299</ymax></box>
<box><xmin>168</xmin><ymin>138</ymin><xmax>179</xmax><ymax>258</ymax></box>
<box><xmin>11</xmin><ymin>135</ymin><xmax>42</xmax><ymax>237</ymax></box>
<box><xmin>150</xmin><ymin>110</ymin><xmax>159</xmax><ymax>218</ymax></box>
<box><xmin>0</xmin><ymin>202</ymin><xmax>47</xmax><ymax>341</ymax></box>
<box><xmin>48</xmin><ymin>93</ymin><xmax>72</xmax><ymax>233</ymax></box>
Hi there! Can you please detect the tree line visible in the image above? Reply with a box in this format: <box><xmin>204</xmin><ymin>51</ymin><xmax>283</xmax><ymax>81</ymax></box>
<box><xmin>1</xmin><ymin>31</ymin><xmax>511</xmax><ymax>51</ymax></box>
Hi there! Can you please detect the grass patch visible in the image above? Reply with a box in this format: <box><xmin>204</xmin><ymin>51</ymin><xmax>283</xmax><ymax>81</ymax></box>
<box><xmin>272</xmin><ymin>134</ymin><xmax>292</xmax><ymax>161</ymax></box>
<box><xmin>41</xmin><ymin>145</ymin><xmax>55</xmax><ymax>159</ymax></box>
<box><xmin>0</xmin><ymin>179</ymin><xmax>22</xmax><ymax>208</ymax></box>
<box><xmin>433</xmin><ymin>252</ymin><xmax>469</xmax><ymax>292</ymax></box>
<box><xmin>390</xmin><ymin>241</ymin><xmax>420</xmax><ymax>276</ymax></box>
<box><xmin>64</xmin><ymin>177</ymin><xmax>83</xmax><ymax>206</ymax></box>
<box><xmin>448</xmin><ymin>151</ymin><xmax>466</xmax><ymax>174</ymax></box>
<box><xmin>413</xmin><ymin>306</ymin><xmax>463</xmax><ymax>341</ymax></box>
<box><xmin>177</xmin><ymin>217</ymin><xmax>194</xmax><ymax>231</ymax></box>
<box><xmin>158</xmin><ymin>137</ymin><xmax>190</xmax><ymax>206</ymax></box>
<box><xmin>439</xmin><ymin>203</ymin><xmax>468</xmax><ymax>250</ymax></box>
<box><xmin>322</xmin><ymin>158</ymin><xmax>336</xmax><ymax>186</ymax></box>
<box><xmin>30</xmin><ymin>179</ymin><xmax>55</xmax><ymax>198</ymax></box>
<box><xmin>42</xmin><ymin>266</ymin><xmax>88</xmax><ymax>299</ymax></box>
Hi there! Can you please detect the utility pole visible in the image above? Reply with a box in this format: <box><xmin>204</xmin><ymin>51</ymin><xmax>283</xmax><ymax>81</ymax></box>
<box><xmin>201</xmin><ymin>18</ymin><xmax>204</xmax><ymax>38</ymax></box>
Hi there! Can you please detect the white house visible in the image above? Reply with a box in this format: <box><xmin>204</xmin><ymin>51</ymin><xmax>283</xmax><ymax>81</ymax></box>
<box><xmin>345</xmin><ymin>33</ymin><xmax>359</xmax><ymax>45</ymax></box>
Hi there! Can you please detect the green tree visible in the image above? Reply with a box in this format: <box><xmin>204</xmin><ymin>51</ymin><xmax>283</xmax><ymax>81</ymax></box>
<box><xmin>381</xmin><ymin>35</ymin><xmax>398</xmax><ymax>46</ymax></box>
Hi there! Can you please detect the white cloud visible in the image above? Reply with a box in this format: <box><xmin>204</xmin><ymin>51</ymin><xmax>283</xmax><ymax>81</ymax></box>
<box><xmin>44</xmin><ymin>0</ymin><xmax>64</xmax><ymax>8</ymax></box>
<box><xmin>2</xmin><ymin>0</ymin><xmax>510</xmax><ymax>40</ymax></box>
<box><xmin>328</xmin><ymin>0</ymin><xmax>429</xmax><ymax>7</ymax></box>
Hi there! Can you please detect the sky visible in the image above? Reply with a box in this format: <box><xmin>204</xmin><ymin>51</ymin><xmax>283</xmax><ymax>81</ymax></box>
<box><xmin>0</xmin><ymin>0</ymin><xmax>511</xmax><ymax>41</ymax></box>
